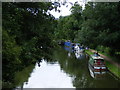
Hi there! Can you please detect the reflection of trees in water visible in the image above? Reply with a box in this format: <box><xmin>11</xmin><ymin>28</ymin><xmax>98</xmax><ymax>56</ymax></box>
<box><xmin>9</xmin><ymin>47</ymin><xmax>120</xmax><ymax>89</ymax></box>
<box><xmin>13</xmin><ymin>64</ymin><xmax>35</xmax><ymax>89</ymax></box>
<box><xmin>33</xmin><ymin>47</ymin><xmax>120</xmax><ymax>88</ymax></box>
<box><xmin>3</xmin><ymin>47</ymin><xmax>56</xmax><ymax>88</ymax></box>
<box><xmin>72</xmin><ymin>74</ymin><xmax>94</xmax><ymax>88</ymax></box>
<box><xmin>52</xmin><ymin>47</ymin><xmax>94</xmax><ymax>88</ymax></box>
<box><xmin>55</xmin><ymin>49</ymin><xmax>119</xmax><ymax>88</ymax></box>
<box><xmin>53</xmin><ymin>47</ymin><xmax>119</xmax><ymax>88</ymax></box>
<box><xmin>71</xmin><ymin>62</ymin><xmax>94</xmax><ymax>88</ymax></box>
<box><xmin>37</xmin><ymin>59</ymin><xmax>42</xmax><ymax>67</ymax></box>
<box><xmin>42</xmin><ymin>48</ymin><xmax>58</xmax><ymax>63</ymax></box>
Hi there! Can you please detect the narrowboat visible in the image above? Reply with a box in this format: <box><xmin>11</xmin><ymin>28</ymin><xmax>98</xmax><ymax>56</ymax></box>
<box><xmin>88</xmin><ymin>54</ymin><xmax>107</xmax><ymax>78</ymax></box>
<box><xmin>64</xmin><ymin>40</ymin><xmax>71</xmax><ymax>47</ymax></box>
<box><xmin>88</xmin><ymin>64</ymin><xmax>106</xmax><ymax>78</ymax></box>
<box><xmin>74</xmin><ymin>44</ymin><xmax>84</xmax><ymax>53</ymax></box>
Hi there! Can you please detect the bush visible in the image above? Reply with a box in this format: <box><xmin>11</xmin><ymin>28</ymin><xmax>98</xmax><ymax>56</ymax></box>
<box><xmin>96</xmin><ymin>45</ymin><xmax>112</xmax><ymax>55</ymax></box>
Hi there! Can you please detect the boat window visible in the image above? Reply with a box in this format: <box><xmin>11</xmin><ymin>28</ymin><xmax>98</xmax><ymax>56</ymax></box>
<box><xmin>95</xmin><ymin>59</ymin><xmax>104</xmax><ymax>64</ymax></box>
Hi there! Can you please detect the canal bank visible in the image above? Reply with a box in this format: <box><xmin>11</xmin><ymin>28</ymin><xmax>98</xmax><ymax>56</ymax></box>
<box><xmin>85</xmin><ymin>49</ymin><xmax>120</xmax><ymax>79</ymax></box>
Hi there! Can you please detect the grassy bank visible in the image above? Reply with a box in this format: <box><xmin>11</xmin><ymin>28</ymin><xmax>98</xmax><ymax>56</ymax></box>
<box><xmin>85</xmin><ymin>50</ymin><xmax>120</xmax><ymax>78</ymax></box>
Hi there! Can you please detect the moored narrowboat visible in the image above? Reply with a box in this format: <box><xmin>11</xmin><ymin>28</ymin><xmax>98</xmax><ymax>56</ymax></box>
<box><xmin>89</xmin><ymin>54</ymin><xmax>107</xmax><ymax>72</ymax></box>
<box><xmin>88</xmin><ymin>64</ymin><xmax>106</xmax><ymax>78</ymax></box>
<box><xmin>88</xmin><ymin>54</ymin><xmax>107</xmax><ymax>78</ymax></box>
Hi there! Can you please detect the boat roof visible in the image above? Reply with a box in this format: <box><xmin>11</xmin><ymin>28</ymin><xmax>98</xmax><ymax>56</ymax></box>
<box><xmin>91</xmin><ymin>55</ymin><xmax>104</xmax><ymax>60</ymax></box>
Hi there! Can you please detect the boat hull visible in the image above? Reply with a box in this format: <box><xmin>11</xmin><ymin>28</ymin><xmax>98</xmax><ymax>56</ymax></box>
<box><xmin>88</xmin><ymin>63</ymin><xmax>107</xmax><ymax>78</ymax></box>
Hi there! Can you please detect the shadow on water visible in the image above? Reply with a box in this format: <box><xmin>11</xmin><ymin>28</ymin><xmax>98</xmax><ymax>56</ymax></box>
<box><xmin>13</xmin><ymin>46</ymin><xmax>120</xmax><ymax>89</ymax></box>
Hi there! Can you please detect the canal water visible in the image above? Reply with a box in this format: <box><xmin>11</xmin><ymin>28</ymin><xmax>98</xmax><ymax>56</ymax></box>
<box><xmin>16</xmin><ymin>47</ymin><xmax>120</xmax><ymax>88</ymax></box>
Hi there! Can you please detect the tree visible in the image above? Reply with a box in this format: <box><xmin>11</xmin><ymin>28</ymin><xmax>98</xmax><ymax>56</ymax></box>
<box><xmin>2</xmin><ymin>2</ymin><xmax>58</xmax><ymax>88</ymax></box>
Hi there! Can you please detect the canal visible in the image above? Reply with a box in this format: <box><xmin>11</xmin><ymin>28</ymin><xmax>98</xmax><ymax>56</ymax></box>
<box><xmin>16</xmin><ymin>47</ymin><xmax>120</xmax><ymax>88</ymax></box>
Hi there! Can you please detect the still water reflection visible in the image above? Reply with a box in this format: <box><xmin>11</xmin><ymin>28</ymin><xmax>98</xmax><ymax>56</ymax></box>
<box><xmin>23</xmin><ymin>60</ymin><xmax>75</xmax><ymax>88</ymax></box>
<box><xmin>18</xmin><ymin>47</ymin><xmax>120</xmax><ymax>88</ymax></box>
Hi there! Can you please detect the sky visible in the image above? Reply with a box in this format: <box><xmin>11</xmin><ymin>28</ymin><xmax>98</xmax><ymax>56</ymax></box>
<box><xmin>49</xmin><ymin>0</ymin><xmax>86</xmax><ymax>18</ymax></box>
<box><xmin>49</xmin><ymin>0</ymin><xmax>120</xmax><ymax>18</ymax></box>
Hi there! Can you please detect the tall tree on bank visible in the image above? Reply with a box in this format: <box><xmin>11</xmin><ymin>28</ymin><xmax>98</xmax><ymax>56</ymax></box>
<box><xmin>2</xmin><ymin>2</ymin><xmax>59</xmax><ymax>88</ymax></box>
<box><xmin>54</xmin><ymin>2</ymin><xmax>83</xmax><ymax>41</ymax></box>
<box><xmin>76</xmin><ymin>2</ymin><xmax>120</xmax><ymax>54</ymax></box>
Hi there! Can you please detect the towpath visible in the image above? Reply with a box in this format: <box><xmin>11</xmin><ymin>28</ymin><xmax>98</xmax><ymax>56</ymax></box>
<box><xmin>89</xmin><ymin>49</ymin><xmax>120</xmax><ymax>69</ymax></box>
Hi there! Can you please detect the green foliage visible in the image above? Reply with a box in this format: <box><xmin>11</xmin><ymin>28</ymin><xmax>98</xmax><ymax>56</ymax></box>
<box><xmin>95</xmin><ymin>3</ymin><xmax>119</xmax><ymax>48</ymax></box>
<box><xmin>56</xmin><ymin>2</ymin><xmax>120</xmax><ymax>57</ymax></box>
<box><xmin>85</xmin><ymin>50</ymin><xmax>94</xmax><ymax>55</ymax></box>
<box><xmin>106</xmin><ymin>61</ymin><xmax>120</xmax><ymax>78</ymax></box>
<box><xmin>2</xmin><ymin>2</ymin><xmax>58</xmax><ymax>88</ymax></box>
<box><xmin>2</xmin><ymin>30</ymin><xmax>22</xmax><ymax>83</ymax></box>
<box><xmin>76</xmin><ymin>2</ymin><xmax>120</xmax><ymax>53</ymax></box>
<box><xmin>54</xmin><ymin>2</ymin><xmax>83</xmax><ymax>42</ymax></box>
<box><xmin>14</xmin><ymin>64</ymin><xmax>35</xmax><ymax>87</ymax></box>
<box><xmin>96</xmin><ymin>45</ymin><xmax>112</xmax><ymax>54</ymax></box>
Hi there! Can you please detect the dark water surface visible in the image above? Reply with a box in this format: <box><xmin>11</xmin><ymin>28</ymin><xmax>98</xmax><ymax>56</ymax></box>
<box><xmin>16</xmin><ymin>47</ymin><xmax>120</xmax><ymax>88</ymax></box>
